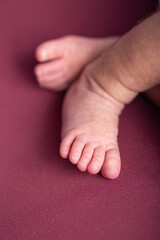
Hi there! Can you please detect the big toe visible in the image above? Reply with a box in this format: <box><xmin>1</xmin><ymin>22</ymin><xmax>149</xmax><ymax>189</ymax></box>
<box><xmin>101</xmin><ymin>147</ymin><xmax>121</xmax><ymax>179</ymax></box>
<box><xmin>35</xmin><ymin>39</ymin><xmax>62</xmax><ymax>62</ymax></box>
<box><xmin>36</xmin><ymin>46</ymin><xmax>48</xmax><ymax>62</ymax></box>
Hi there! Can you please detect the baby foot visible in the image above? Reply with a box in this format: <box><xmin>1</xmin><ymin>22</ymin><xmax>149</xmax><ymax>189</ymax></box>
<box><xmin>60</xmin><ymin>68</ymin><xmax>124</xmax><ymax>179</ymax></box>
<box><xmin>34</xmin><ymin>35</ymin><xmax>118</xmax><ymax>91</ymax></box>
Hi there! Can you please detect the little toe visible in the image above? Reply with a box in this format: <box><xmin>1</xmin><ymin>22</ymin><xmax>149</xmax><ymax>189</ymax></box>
<box><xmin>87</xmin><ymin>146</ymin><xmax>105</xmax><ymax>174</ymax></box>
<box><xmin>77</xmin><ymin>143</ymin><xmax>94</xmax><ymax>172</ymax></box>
<box><xmin>101</xmin><ymin>147</ymin><xmax>121</xmax><ymax>179</ymax></box>
<box><xmin>60</xmin><ymin>133</ymin><xmax>75</xmax><ymax>159</ymax></box>
<box><xmin>69</xmin><ymin>137</ymin><xmax>85</xmax><ymax>164</ymax></box>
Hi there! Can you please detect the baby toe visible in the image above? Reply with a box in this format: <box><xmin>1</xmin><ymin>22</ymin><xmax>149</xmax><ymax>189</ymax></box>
<box><xmin>38</xmin><ymin>72</ymin><xmax>63</xmax><ymax>88</ymax></box>
<box><xmin>77</xmin><ymin>143</ymin><xmax>94</xmax><ymax>172</ymax></box>
<box><xmin>60</xmin><ymin>133</ymin><xmax>75</xmax><ymax>159</ymax></box>
<box><xmin>35</xmin><ymin>45</ymin><xmax>48</xmax><ymax>62</ymax></box>
<box><xmin>101</xmin><ymin>147</ymin><xmax>121</xmax><ymax>179</ymax></box>
<box><xmin>87</xmin><ymin>146</ymin><xmax>105</xmax><ymax>174</ymax></box>
<box><xmin>35</xmin><ymin>39</ymin><xmax>63</xmax><ymax>62</ymax></box>
<box><xmin>69</xmin><ymin>136</ymin><xmax>85</xmax><ymax>164</ymax></box>
<box><xmin>34</xmin><ymin>60</ymin><xmax>62</xmax><ymax>77</ymax></box>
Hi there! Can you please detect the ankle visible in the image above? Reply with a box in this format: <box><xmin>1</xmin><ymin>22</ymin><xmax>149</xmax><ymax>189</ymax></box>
<box><xmin>85</xmin><ymin>47</ymin><xmax>138</xmax><ymax>105</ymax></box>
<box><xmin>82</xmin><ymin>67</ymin><xmax>125</xmax><ymax>115</ymax></box>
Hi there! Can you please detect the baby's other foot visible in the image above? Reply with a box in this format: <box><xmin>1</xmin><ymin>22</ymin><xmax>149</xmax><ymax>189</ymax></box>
<box><xmin>60</xmin><ymin>69</ymin><xmax>124</xmax><ymax>179</ymax></box>
<box><xmin>34</xmin><ymin>35</ymin><xmax>118</xmax><ymax>91</ymax></box>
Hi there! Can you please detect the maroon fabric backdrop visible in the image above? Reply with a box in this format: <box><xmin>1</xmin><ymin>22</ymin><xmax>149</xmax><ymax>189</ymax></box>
<box><xmin>0</xmin><ymin>0</ymin><xmax>159</xmax><ymax>239</ymax></box>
